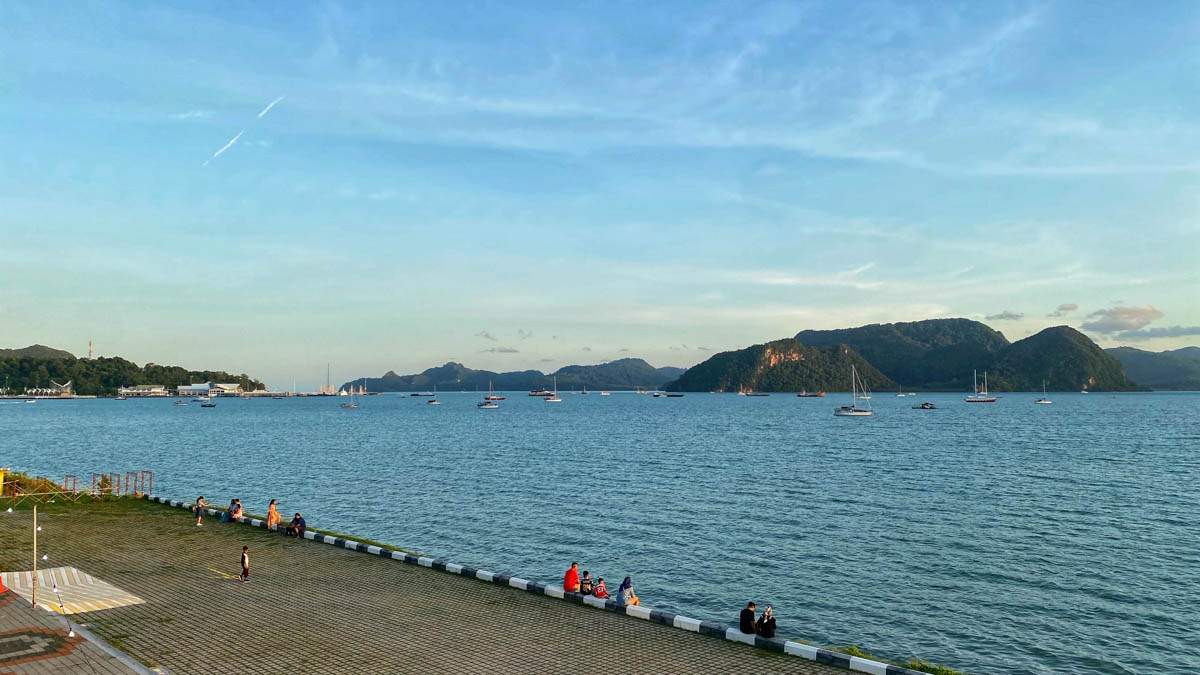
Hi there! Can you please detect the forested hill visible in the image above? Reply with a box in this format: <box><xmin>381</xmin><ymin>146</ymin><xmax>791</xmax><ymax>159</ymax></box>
<box><xmin>0</xmin><ymin>346</ymin><xmax>264</xmax><ymax>395</ymax></box>
<box><xmin>1107</xmin><ymin>346</ymin><xmax>1200</xmax><ymax>390</ymax></box>
<box><xmin>347</xmin><ymin>358</ymin><xmax>684</xmax><ymax>392</ymax></box>
<box><xmin>795</xmin><ymin>318</ymin><xmax>1010</xmax><ymax>391</ymax></box>
<box><xmin>664</xmin><ymin>339</ymin><xmax>893</xmax><ymax>393</ymax></box>
<box><xmin>0</xmin><ymin>345</ymin><xmax>75</xmax><ymax>360</ymax></box>
<box><xmin>668</xmin><ymin>320</ymin><xmax>1146</xmax><ymax>392</ymax></box>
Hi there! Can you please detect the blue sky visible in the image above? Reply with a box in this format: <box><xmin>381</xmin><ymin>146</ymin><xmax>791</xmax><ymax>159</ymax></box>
<box><xmin>2</xmin><ymin>1</ymin><xmax>1198</xmax><ymax>388</ymax></box>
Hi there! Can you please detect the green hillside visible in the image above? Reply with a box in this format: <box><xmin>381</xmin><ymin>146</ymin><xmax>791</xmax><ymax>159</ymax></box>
<box><xmin>795</xmin><ymin>319</ymin><xmax>1010</xmax><ymax>390</ymax></box>
<box><xmin>1106</xmin><ymin>346</ymin><xmax>1200</xmax><ymax>390</ymax></box>
<box><xmin>664</xmin><ymin>339</ymin><xmax>893</xmax><ymax>393</ymax></box>
<box><xmin>0</xmin><ymin>344</ymin><xmax>75</xmax><ymax>360</ymax></box>
<box><xmin>991</xmin><ymin>326</ymin><xmax>1144</xmax><ymax>391</ymax></box>
<box><xmin>0</xmin><ymin>350</ymin><xmax>264</xmax><ymax>396</ymax></box>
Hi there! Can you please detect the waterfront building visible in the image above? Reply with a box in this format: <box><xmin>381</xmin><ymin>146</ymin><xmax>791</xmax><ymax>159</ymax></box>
<box><xmin>118</xmin><ymin>384</ymin><xmax>168</xmax><ymax>397</ymax></box>
<box><xmin>25</xmin><ymin>380</ymin><xmax>73</xmax><ymax>397</ymax></box>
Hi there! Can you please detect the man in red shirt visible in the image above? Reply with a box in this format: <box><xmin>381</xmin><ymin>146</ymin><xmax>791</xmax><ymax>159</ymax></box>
<box><xmin>562</xmin><ymin>562</ymin><xmax>580</xmax><ymax>592</ymax></box>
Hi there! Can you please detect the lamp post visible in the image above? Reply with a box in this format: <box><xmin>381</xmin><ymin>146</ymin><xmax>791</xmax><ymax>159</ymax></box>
<box><xmin>32</xmin><ymin>504</ymin><xmax>38</xmax><ymax>607</ymax></box>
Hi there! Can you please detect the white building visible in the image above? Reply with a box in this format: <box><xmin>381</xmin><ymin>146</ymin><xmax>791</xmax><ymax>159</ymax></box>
<box><xmin>118</xmin><ymin>384</ymin><xmax>168</xmax><ymax>397</ymax></box>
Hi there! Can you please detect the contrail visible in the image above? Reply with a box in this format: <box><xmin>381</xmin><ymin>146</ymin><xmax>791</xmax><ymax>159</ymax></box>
<box><xmin>211</xmin><ymin>130</ymin><xmax>244</xmax><ymax>158</ymax></box>
<box><xmin>258</xmin><ymin>96</ymin><xmax>284</xmax><ymax>118</ymax></box>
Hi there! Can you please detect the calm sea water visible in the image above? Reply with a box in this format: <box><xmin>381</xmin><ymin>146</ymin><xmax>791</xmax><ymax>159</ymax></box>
<box><xmin>3</xmin><ymin>392</ymin><xmax>1198</xmax><ymax>674</ymax></box>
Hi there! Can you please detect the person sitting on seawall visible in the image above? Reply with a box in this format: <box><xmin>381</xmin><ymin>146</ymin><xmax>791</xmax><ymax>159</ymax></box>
<box><xmin>266</xmin><ymin>499</ymin><xmax>280</xmax><ymax>531</ymax></box>
<box><xmin>592</xmin><ymin>577</ymin><xmax>608</xmax><ymax>599</ymax></box>
<box><xmin>563</xmin><ymin>562</ymin><xmax>580</xmax><ymax>593</ymax></box>
<box><xmin>740</xmin><ymin>602</ymin><xmax>758</xmax><ymax>634</ymax></box>
<box><xmin>755</xmin><ymin>605</ymin><xmax>776</xmax><ymax>638</ymax></box>
<box><xmin>229</xmin><ymin>499</ymin><xmax>243</xmax><ymax>521</ymax></box>
<box><xmin>614</xmin><ymin>577</ymin><xmax>639</xmax><ymax>607</ymax></box>
<box><xmin>221</xmin><ymin>499</ymin><xmax>236</xmax><ymax>522</ymax></box>
<box><xmin>286</xmin><ymin>513</ymin><xmax>306</xmax><ymax>537</ymax></box>
<box><xmin>579</xmin><ymin>570</ymin><xmax>594</xmax><ymax>595</ymax></box>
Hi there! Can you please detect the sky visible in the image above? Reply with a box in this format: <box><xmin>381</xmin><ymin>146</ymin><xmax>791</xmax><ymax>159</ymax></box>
<box><xmin>1</xmin><ymin>1</ymin><xmax>1198</xmax><ymax>389</ymax></box>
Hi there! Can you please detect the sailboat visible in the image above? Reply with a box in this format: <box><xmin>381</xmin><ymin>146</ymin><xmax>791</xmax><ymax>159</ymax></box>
<box><xmin>340</xmin><ymin>385</ymin><xmax>358</xmax><ymax>408</ymax></box>
<box><xmin>427</xmin><ymin>384</ymin><xmax>440</xmax><ymax>405</ymax></box>
<box><xmin>834</xmin><ymin>365</ymin><xmax>872</xmax><ymax>416</ymax></box>
<box><xmin>897</xmin><ymin>385</ymin><xmax>906</xmax><ymax>397</ymax></box>
<box><xmin>484</xmin><ymin>381</ymin><xmax>505</xmax><ymax>401</ymax></box>
<box><xmin>1035</xmin><ymin>380</ymin><xmax>1052</xmax><ymax>405</ymax></box>
<box><xmin>545</xmin><ymin>376</ymin><xmax>562</xmax><ymax>403</ymax></box>
<box><xmin>965</xmin><ymin>370</ymin><xmax>996</xmax><ymax>403</ymax></box>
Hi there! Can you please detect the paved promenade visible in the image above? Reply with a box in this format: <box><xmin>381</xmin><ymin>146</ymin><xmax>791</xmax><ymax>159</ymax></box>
<box><xmin>0</xmin><ymin>499</ymin><xmax>845</xmax><ymax>674</ymax></box>
<box><xmin>0</xmin><ymin>588</ymin><xmax>137</xmax><ymax>674</ymax></box>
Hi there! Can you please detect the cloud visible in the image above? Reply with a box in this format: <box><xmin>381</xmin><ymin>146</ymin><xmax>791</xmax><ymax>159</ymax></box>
<box><xmin>697</xmin><ymin>347</ymin><xmax>712</xmax><ymax>351</ymax></box>
<box><xmin>257</xmin><ymin>96</ymin><xmax>285</xmax><ymax>118</ymax></box>
<box><xmin>581</xmin><ymin>346</ymin><xmax>592</xmax><ymax>352</ymax></box>
<box><xmin>474</xmin><ymin>330</ymin><xmax>497</xmax><ymax>342</ymax></box>
<box><xmin>479</xmin><ymin>346</ymin><xmax>518</xmax><ymax>353</ymax></box>
<box><xmin>539</xmin><ymin>358</ymin><xmax>555</xmax><ymax>363</ymax></box>
<box><xmin>517</xmin><ymin>329</ymin><xmax>533</xmax><ymax>340</ymax></box>
<box><xmin>618</xmin><ymin>348</ymin><xmax>630</xmax><ymax>352</ymax></box>
<box><xmin>986</xmin><ymin>311</ymin><xmax>1023</xmax><ymax>321</ymax></box>
<box><xmin>1047</xmin><ymin>303</ymin><xmax>1078</xmax><ymax>318</ymax></box>
<box><xmin>668</xmin><ymin>344</ymin><xmax>689</xmax><ymax>351</ymax></box>
<box><xmin>1114</xmin><ymin>325</ymin><xmax>1200</xmax><ymax>341</ymax></box>
<box><xmin>210</xmin><ymin>130</ymin><xmax>244</xmax><ymax>159</ymax></box>
<box><xmin>1082</xmin><ymin>306</ymin><xmax>1164</xmax><ymax>333</ymax></box>
<box><xmin>170</xmin><ymin>110</ymin><xmax>213</xmax><ymax>120</ymax></box>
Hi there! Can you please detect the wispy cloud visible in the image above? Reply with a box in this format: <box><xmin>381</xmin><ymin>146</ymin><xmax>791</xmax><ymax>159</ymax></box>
<box><xmin>1081</xmin><ymin>306</ymin><xmax>1164</xmax><ymax>333</ymax></box>
<box><xmin>581</xmin><ymin>346</ymin><xmax>591</xmax><ymax>352</ymax></box>
<box><xmin>479</xmin><ymin>346</ymin><xmax>518</xmax><ymax>353</ymax></box>
<box><xmin>204</xmin><ymin>129</ymin><xmax>244</xmax><ymax>165</ymax></box>
<box><xmin>474</xmin><ymin>330</ymin><xmax>497</xmax><ymax>342</ymax></box>
<box><xmin>986</xmin><ymin>311</ymin><xmax>1023</xmax><ymax>321</ymax></box>
<box><xmin>257</xmin><ymin>96</ymin><xmax>285</xmax><ymax>118</ymax></box>
<box><xmin>1048</xmin><ymin>303</ymin><xmax>1078</xmax><ymax>318</ymax></box>
<box><xmin>170</xmin><ymin>110</ymin><xmax>213</xmax><ymax>120</ymax></box>
<box><xmin>1115</xmin><ymin>325</ymin><xmax>1200</xmax><ymax>341</ymax></box>
<box><xmin>517</xmin><ymin>329</ymin><xmax>533</xmax><ymax>340</ymax></box>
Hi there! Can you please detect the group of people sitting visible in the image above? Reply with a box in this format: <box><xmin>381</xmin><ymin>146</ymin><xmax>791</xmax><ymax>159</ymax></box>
<box><xmin>739</xmin><ymin>602</ymin><xmax>776</xmax><ymax>638</ymax></box>
<box><xmin>220</xmin><ymin>499</ymin><xmax>243</xmax><ymax>522</ymax></box>
<box><xmin>199</xmin><ymin>496</ymin><xmax>305</xmax><ymax>537</ymax></box>
<box><xmin>562</xmin><ymin>562</ymin><xmax>639</xmax><ymax>607</ymax></box>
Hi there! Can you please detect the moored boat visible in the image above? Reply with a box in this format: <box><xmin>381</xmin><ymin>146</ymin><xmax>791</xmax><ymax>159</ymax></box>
<box><xmin>833</xmin><ymin>365</ymin><xmax>872</xmax><ymax>417</ymax></box>
<box><xmin>965</xmin><ymin>370</ymin><xmax>997</xmax><ymax>403</ymax></box>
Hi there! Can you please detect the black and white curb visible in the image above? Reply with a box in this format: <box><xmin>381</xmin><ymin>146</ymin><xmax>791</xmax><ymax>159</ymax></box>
<box><xmin>149</xmin><ymin>495</ymin><xmax>924</xmax><ymax>675</ymax></box>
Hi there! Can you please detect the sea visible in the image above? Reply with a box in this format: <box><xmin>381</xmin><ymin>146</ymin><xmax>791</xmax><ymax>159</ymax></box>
<box><xmin>3</xmin><ymin>391</ymin><xmax>1197</xmax><ymax>674</ymax></box>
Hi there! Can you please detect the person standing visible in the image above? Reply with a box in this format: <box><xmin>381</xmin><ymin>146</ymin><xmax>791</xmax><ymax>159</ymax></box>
<box><xmin>563</xmin><ymin>562</ymin><xmax>580</xmax><ymax>592</ymax></box>
<box><xmin>195</xmin><ymin>496</ymin><xmax>210</xmax><ymax>526</ymax></box>
<box><xmin>740</xmin><ymin>602</ymin><xmax>758</xmax><ymax>634</ymax></box>
<box><xmin>756</xmin><ymin>605</ymin><xmax>776</xmax><ymax>638</ymax></box>
<box><xmin>240</xmin><ymin>546</ymin><xmax>250</xmax><ymax>583</ymax></box>
<box><xmin>266</xmin><ymin>499</ymin><xmax>280</xmax><ymax>531</ymax></box>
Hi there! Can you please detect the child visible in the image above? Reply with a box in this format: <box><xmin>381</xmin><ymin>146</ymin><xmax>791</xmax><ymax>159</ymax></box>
<box><xmin>240</xmin><ymin>546</ymin><xmax>250</xmax><ymax>583</ymax></box>
<box><xmin>592</xmin><ymin>577</ymin><xmax>608</xmax><ymax>599</ymax></box>
<box><xmin>579</xmin><ymin>570</ymin><xmax>594</xmax><ymax>595</ymax></box>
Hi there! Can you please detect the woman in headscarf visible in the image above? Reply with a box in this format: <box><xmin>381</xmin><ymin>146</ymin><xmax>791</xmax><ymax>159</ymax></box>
<box><xmin>614</xmin><ymin>576</ymin><xmax>639</xmax><ymax>607</ymax></box>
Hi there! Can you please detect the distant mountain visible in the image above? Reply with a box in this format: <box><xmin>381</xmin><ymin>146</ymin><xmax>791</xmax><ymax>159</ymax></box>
<box><xmin>991</xmin><ymin>326</ymin><xmax>1143</xmax><ymax>392</ymax></box>
<box><xmin>795</xmin><ymin>319</ymin><xmax>1009</xmax><ymax>390</ymax></box>
<box><xmin>0</xmin><ymin>344</ymin><xmax>75</xmax><ymax>360</ymax></box>
<box><xmin>348</xmin><ymin>358</ymin><xmax>683</xmax><ymax>392</ymax></box>
<box><xmin>664</xmin><ymin>339</ymin><xmax>893</xmax><ymax>393</ymax></box>
<box><xmin>1106</xmin><ymin>346</ymin><xmax>1200</xmax><ymax>390</ymax></box>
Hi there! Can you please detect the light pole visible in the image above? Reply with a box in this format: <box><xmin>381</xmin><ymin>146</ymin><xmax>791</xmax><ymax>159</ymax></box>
<box><xmin>32</xmin><ymin>504</ymin><xmax>38</xmax><ymax>607</ymax></box>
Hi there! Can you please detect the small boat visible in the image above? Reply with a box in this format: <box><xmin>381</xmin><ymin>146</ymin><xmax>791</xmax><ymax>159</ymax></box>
<box><xmin>272</xmin><ymin>396</ymin><xmax>284</xmax><ymax>400</ymax></box>
<box><xmin>115</xmin><ymin>396</ymin><xmax>127</xmax><ymax>400</ymax></box>
<box><xmin>341</xmin><ymin>386</ymin><xmax>359</xmax><ymax>409</ymax></box>
<box><xmin>545</xmin><ymin>377</ymin><xmax>562</xmax><ymax>403</ymax></box>
<box><xmin>25</xmin><ymin>399</ymin><xmax>36</xmax><ymax>403</ymax></box>
<box><xmin>666</xmin><ymin>393</ymin><xmax>684</xmax><ymax>398</ymax></box>
<box><xmin>897</xmin><ymin>386</ymin><xmax>906</xmax><ymax>397</ymax></box>
<box><xmin>600</xmin><ymin>391</ymin><xmax>611</xmax><ymax>396</ymax></box>
<box><xmin>834</xmin><ymin>365</ymin><xmax>872</xmax><ymax>417</ymax></box>
<box><xmin>1035</xmin><ymin>380</ymin><xmax>1052</xmax><ymax>405</ymax></box>
<box><xmin>745</xmin><ymin>392</ymin><xmax>770</xmax><ymax>397</ymax></box>
<box><xmin>652</xmin><ymin>392</ymin><xmax>664</xmax><ymax>397</ymax></box>
<box><xmin>201</xmin><ymin>401</ymin><xmax>216</xmax><ymax>408</ymax></box>
<box><xmin>172</xmin><ymin>400</ymin><xmax>188</xmax><ymax>406</ymax></box>
<box><xmin>912</xmin><ymin>402</ymin><xmax>936</xmax><ymax>410</ymax></box>
<box><xmin>965</xmin><ymin>370</ymin><xmax>997</xmax><ymax>403</ymax></box>
<box><xmin>581</xmin><ymin>387</ymin><xmax>588</xmax><ymax>395</ymax></box>
<box><xmin>796</xmin><ymin>391</ymin><xmax>825</xmax><ymax>398</ymax></box>
<box><xmin>411</xmin><ymin>392</ymin><xmax>435</xmax><ymax>397</ymax></box>
<box><xmin>529</xmin><ymin>388</ymin><xmax>553</xmax><ymax>397</ymax></box>
<box><xmin>340</xmin><ymin>402</ymin><xmax>357</xmax><ymax>408</ymax></box>
<box><xmin>477</xmin><ymin>401</ymin><xmax>498</xmax><ymax>409</ymax></box>
<box><xmin>484</xmin><ymin>381</ymin><xmax>505</xmax><ymax>400</ymax></box>
<box><xmin>426</xmin><ymin>399</ymin><xmax>441</xmax><ymax>405</ymax></box>
<box><xmin>1080</xmin><ymin>389</ymin><xmax>1089</xmax><ymax>394</ymax></box>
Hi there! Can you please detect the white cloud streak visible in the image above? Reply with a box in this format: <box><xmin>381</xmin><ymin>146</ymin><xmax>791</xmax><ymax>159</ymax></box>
<box><xmin>257</xmin><ymin>96</ymin><xmax>285</xmax><ymax>118</ymax></box>
<box><xmin>211</xmin><ymin>130</ymin><xmax>244</xmax><ymax>159</ymax></box>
